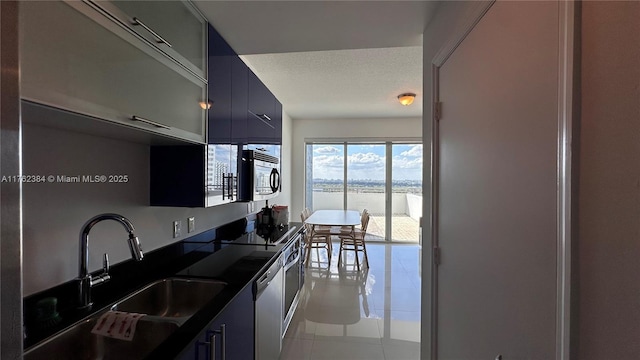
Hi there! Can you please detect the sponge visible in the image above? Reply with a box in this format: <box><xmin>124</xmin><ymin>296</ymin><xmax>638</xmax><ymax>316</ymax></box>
<box><xmin>35</xmin><ymin>297</ymin><xmax>62</xmax><ymax>330</ymax></box>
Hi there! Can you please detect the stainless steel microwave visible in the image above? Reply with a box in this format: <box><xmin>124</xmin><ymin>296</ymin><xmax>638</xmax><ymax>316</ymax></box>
<box><xmin>239</xmin><ymin>150</ymin><xmax>280</xmax><ymax>201</ymax></box>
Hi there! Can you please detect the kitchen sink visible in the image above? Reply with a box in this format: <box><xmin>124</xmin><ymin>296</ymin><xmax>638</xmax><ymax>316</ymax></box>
<box><xmin>24</xmin><ymin>278</ymin><xmax>226</xmax><ymax>360</ymax></box>
<box><xmin>111</xmin><ymin>277</ymin><xmax>227</xmax><ymax>323</ymax></box>
<box><xmin>23</xmin><ymin>316</ymin><xmax>179</xmax><ymax>360</ymax></box>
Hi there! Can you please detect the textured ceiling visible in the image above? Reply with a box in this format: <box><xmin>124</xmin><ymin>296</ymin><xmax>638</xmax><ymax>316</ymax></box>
<box><xmin>194</xmin><ymin>1</ymin><xmax>439</xmax><ymax>120</ymax></box>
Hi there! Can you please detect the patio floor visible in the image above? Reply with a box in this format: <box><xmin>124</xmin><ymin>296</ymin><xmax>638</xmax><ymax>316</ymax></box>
<box><xmin>366</xmin><ymin>214</ymin><xmax>420</xmax><ymax>243</ymax></box>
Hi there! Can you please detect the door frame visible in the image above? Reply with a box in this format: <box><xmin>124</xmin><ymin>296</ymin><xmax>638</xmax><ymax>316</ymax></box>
<box><xmin>427</xmin><ymin>1</ymin><xmax>575</xmax><ymax>359</ymax></box>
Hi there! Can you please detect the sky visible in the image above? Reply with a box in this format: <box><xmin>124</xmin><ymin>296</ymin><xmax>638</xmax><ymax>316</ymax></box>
<box><xmin>311</xmin><ymin>143</ymin><xmax>423</xmax><ymax>181</ymax></box>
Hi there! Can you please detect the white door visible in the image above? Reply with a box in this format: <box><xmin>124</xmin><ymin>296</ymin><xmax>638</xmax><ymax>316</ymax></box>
<box><xmin>435</xmin><ymin>2</ymin><xmax>559</xmax><ymax>358</ymax></box>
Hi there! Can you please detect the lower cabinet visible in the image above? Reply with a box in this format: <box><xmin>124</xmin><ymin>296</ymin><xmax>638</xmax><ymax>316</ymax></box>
<box><xmin>182</xmin><ymin>284</ymin><xmax>254</xmax><ymax>360</ymax></box>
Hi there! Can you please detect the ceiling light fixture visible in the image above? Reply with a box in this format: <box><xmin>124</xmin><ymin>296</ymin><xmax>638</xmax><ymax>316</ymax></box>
<box><xmin>397</xmin><ymin>93</ymin><xmax>416</xmax><ymax>106</ymax></box>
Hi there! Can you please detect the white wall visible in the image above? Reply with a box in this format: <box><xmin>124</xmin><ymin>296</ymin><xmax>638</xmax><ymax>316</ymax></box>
<box><xmin>423</xmin><ymin>2</ymin><xmax>640</xmax><ymax>358</ymax></box>
<box><xmin>290</xmin><ymin>116</ymin><xmax>421</xmax><ymax>222</ymax></box>
<box><xmin>421</xmin><ymin>2</ymin><xmax>492</xmax><ymax>357</ymax></box>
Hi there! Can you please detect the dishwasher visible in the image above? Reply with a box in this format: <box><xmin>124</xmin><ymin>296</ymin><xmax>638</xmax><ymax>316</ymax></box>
<box><xmin>255</xmin><ymin>254</ymin><xmax>284</xmax><ymax>360</ymax></box>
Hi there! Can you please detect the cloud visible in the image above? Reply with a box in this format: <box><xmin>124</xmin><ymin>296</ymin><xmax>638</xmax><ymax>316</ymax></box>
<box><xmin>314</xmin><ymin>146</ymin><xmax>342</xmax><ymax>155</ymax></box>
<box><xmin>392</xmin><ymin>155</ymin><xmax>423</xmax><ymax>169</ymax></box>
<box><xmin>400</xmin><ymin>144</ymin><xmax>423</xmax><ymax>157</ymax></box>
<box><xmin>311</xmin><ymin>145</ymin><xmax>423</xmax><ymax>181</ymax></box>
<box><xmin>314</xmin><ymin>154</ymin><xmax>344</xmax><ymax>169</ymax></box>
<box><xmin>348</xmin><ymin>152</ymin><xmax>385</xmax><ymax>169</ymax></box>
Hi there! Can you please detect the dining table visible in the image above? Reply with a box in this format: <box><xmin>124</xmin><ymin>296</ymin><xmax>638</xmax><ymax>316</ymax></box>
<box><xmin>304</xmin><ymin>209</ymin><xmax>361</xmax><ymax>238</ymax></box>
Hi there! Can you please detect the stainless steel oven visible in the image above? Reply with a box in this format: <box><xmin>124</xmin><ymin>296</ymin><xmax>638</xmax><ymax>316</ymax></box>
<box><xmin>282</xmin><ymin>231</ymin><xmax>302</xmax><ymax>336</ymax></box>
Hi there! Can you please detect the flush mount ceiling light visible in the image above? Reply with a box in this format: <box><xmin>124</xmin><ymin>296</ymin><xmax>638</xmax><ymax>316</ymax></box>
<box><xmin>397</xmin><ymin>93</ymin><xmax>416</xmax><ymax>106</ymax></box>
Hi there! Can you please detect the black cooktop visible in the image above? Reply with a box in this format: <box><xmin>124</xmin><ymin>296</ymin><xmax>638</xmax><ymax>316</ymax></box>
<box><xmin>214</xmin><ymin>218</ymin><xmax>295</xmax><ymax>246</ymax></box>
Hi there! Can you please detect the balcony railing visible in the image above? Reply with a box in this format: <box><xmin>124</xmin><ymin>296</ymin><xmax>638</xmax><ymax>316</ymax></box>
<box><xmin>311</xmin><ymin>192</ymin><xmax>422</xmax><ymax>243</ymax></box>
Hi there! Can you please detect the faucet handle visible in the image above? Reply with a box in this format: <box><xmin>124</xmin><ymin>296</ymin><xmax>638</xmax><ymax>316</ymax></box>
<box><xmin>89</xmin><ymin>253</ymin><xmax>111</xmax><ymax>287</ymax></box>
<box><xmin>102</xmin><ymin>253</ymin><xmax>110</xmax><ymax>274</ymax></box>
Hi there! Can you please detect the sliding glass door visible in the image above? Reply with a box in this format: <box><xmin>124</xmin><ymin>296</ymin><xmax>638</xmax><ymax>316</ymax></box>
<box><xmin>347</xmin><ymin>144</ymin><xmax>386</xmax><ymax>240</ymax></box>
<box><xmin>306</xmin><ymin>144</ymin><xmax>344</xmax><ymax>212</ymax></box>
<box><xmin>305</xmin><ymin>141</ymin><xmax>422</xmax><ymax>243</ymax></box>
<box><xmin>390</xmin><ymin>144</ymin><xmax>422</xmax><ymax>242</ymax></box>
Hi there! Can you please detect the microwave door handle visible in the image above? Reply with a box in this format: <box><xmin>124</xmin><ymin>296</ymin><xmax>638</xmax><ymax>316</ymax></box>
<box><xmin>269</xmin><ymin>169</ymin><xmax>275</xmax><ymax>192</ymax></box>
<box><xmin>221</xmin><ymin>174</ymin><xmax>226</xmax><ymax>200</ymax></box>
<box><xmin>270</xmin><ymin>169</ymin><xmax>279</xmax><ymax>192</ymax></box>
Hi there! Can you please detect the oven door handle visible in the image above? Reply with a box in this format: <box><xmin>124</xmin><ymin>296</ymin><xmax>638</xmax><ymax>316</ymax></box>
<box><xmin>283</xmin><ymin>234</ymin><xmax>302</xmax><ymax>270</ymax></box>
<box><xmin>284</xmin><ymin>252</ymin><xmax>301</xmax><ymax>271</ymax></box>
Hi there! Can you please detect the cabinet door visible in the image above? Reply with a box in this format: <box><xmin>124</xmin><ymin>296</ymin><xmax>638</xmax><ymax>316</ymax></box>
<box><xmin>150</xmin><ymin>146</ymin><xmax>206</xmax><ymax>207</ymax></box>
<box><xmin>273</xmin><ymin>101</ymin><xmax>283</xmax><ymax>145</ymax></box>
<box><xmin>231</xmin><ymin>56</ymin><xmax>249</xmax><ymax>144</ymax></box>
<box><xmin>208</xmin><ymin>25</ymin><xmax>233</xmax><ymax>145</ymax></box>
<box><xmin>206</xmin><ymin>25</ymin><xmax>238</xmax><ymax>206</ymax></box>
<box><xmin>20</xmin><ymin>1</ymin><xmax>206</xmax><ymax>143</ymax></box>
<box><xmin>247</xmin><ymin>72</ymin><xmax>277</xmax><ymax>143</ymax></box>
<box><xmin>191</xmin><ymin>285</ymin><xmax>255</xmax><ymax>360</ymax></box>
<box><xmin>92</xmin><ymin>0</ymin><xmax>207</xmax><ymax>78</ymax></box>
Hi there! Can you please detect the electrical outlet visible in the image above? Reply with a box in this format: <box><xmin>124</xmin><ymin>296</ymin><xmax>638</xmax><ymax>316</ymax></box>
<box><xmin>188</xmin><ymin>217</ymin><xmax>195</xmax><ymax>233</ymax></box>
<box><xmin>173</xmin><ymin>220</ymin><xmax>181</xmax><ymax>238</ymax></box>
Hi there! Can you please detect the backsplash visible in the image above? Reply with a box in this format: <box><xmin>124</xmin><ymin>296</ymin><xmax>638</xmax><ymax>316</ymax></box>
<box><xmin>21</xmin><ymin>115</ymin><xmax>256</xmax><ymax>296</ymax></box>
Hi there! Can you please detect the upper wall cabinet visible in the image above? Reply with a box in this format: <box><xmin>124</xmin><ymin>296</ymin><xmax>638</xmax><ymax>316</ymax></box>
<box><xmin>20</xmin><ymin>1</ymin><xmax>207</xmax><ymax>144</ymax></box>
<box><xmin>91</xmin><ymin>0</ymin><xmax>207</xmax><ymax>80</ymax></box>
<box><xmin>246</xmin><ymin>72</ymin><xmax>283</xmax><ymax>145</ymax></box>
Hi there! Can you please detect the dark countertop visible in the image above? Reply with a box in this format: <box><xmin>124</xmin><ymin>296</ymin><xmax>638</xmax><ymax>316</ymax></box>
<box><xmin>144</xmin><ymin>244</ymin><xmax>286</xmax><ymax>359</ymax></box>
<box><xmin>23</xmin><ymin>219</ymin><xmax>303</xmax><ymax>359</ymax></box>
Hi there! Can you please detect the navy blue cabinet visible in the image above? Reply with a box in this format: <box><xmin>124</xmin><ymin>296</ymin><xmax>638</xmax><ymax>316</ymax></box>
<box><xmin>206</xmin><ymin>24</ymin><xmax>238</xmax><ymax>204</ymax></box>
<box><xmin>191</xmin><ymin>285</ymin><xmax>255</xmax><ymax>360</ymax></box>
<box><xmin>246</xmin><ymin>72</ymin><xmax>282</xmax><ymax>145</ymax></box>
<box><xmin>231</xmin><ymin>55</ymin><xmax>248</xmax><ymax>145</ymax></box>
<box><xmin>208</xmin><ymin>25</ymin><xmax>234</xmax><ymax>145</ymax></box>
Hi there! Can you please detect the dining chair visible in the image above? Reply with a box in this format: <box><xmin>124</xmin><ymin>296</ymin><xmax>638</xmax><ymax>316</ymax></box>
<box><xmin>339</xmin><ymin>208</ymin><xmax>368</xmax><ymax>235</ymax></box>
<box><xmin>301</xmin><ymin>210</ymin><xmax>333</xmax><ymax>267</ymax></box>
<box><xmin>337</xmin><ymin>210</ymin><xmax>370</xmax><ymax>270</ymax></box>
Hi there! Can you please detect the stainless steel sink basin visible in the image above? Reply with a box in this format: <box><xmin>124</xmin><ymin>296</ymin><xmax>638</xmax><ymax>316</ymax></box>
<box><xmin>24</xmin><ymin>278</ymin><xmax>226</xmax><ymax>360</ymax></box>
<box><xmin>23</xmin><ymin>316</ymin><xmax>178</xmax><ymax>360</ymax></box>
<box><xmin>111</xmin><ymin>278</ymin><xmax>227</xmax><ymax>323</ymax></box>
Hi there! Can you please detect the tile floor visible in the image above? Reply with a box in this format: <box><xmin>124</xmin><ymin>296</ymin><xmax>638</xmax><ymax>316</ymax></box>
<box><xmin>280</xmin><ymin>242</ymin><xmax>422</xmax><ymax>360</ymax></box>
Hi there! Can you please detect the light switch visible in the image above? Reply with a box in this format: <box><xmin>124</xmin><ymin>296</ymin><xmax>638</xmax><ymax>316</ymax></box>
<box><xmin>188</xmin><ymin>217</ymin><xmax>195</xmax><ymax>233</ymax></box>
<box><xmin>173</xmin><ymin>220</ymin><xmax>181</xmax><ymax>238</ymax></box>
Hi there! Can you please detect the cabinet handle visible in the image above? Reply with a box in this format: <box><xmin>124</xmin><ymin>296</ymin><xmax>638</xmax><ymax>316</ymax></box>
<box><xmin>218</xmin><ymin>324</ymin><xmax>226</xmax><ymax>360</ymax></box>
<box><xmin>259</xmin><ymin>114</ymin><xmax>271</xmax><ymax>122</ymax></box>
<box><xmin>131</xmin><ymin>115</ymin><xmax>171</xmax><ymax>130</ymax></box>
<box><xmin>206</xmin><ymin>324</ymin><xmax>226</xmax><ymax>360</ymax></box>
<box><xmin>131</xmin><ymin>17</ymin><xmax>173</xmax><ymax>48</ymax></box>
<box><xmin>248</xmin><ymin>111</ymin><xmax>275</xmax><ymax>129</ymax></box>
<box><xmin>209</xmin><ymin>333</ymin><xmax>217</xmax><ymax>360</ymax></box>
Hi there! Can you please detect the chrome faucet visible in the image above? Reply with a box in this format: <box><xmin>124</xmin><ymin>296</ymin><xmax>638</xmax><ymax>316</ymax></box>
<box><xmin>77</xmin><ymin>213</ymin><xmax>144</xmax><ymax>309</ymax></box>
